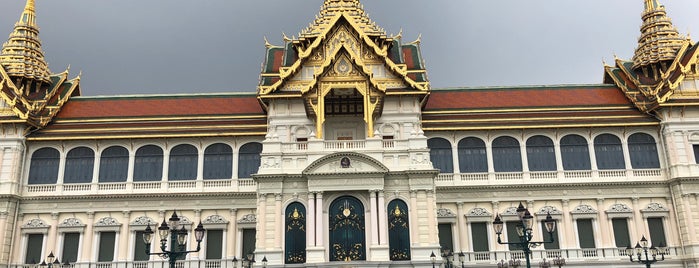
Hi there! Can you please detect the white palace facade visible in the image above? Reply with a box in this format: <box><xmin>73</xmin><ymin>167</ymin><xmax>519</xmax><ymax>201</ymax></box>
<box><xmin>0</xmin><ymin>0</ymin><xmax>698</xmax><ymax>267</ymax></box>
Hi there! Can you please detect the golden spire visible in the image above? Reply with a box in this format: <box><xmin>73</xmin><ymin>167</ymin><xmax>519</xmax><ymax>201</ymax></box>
<box><xmin>631</xmin><ymin>0</ymin><xmax>687</xmax><ymax>70</ymax></box>
<box><xmin>300</xmin><ymin>0</ymin><xmax>385</xmax><ymax>38</ymax></box>
<box><xmin>0</xmin><ymin>0</ymin><xmax>51</xmax><ymax>83</ymax></box>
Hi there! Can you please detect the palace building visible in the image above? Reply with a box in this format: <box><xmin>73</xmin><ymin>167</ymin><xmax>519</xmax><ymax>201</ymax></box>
<box><xmin>0</xmin><ymin>0</ymin><xmax>698</xmax><ymax>267</ymax></box>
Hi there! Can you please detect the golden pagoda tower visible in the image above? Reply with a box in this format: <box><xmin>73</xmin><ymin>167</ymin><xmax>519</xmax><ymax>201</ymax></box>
<box><xmin>631</xmin><ymin>0</ymin><xmax>688</xmax><ymax>80</ymax></box>
<box><xmin>0</xmin><ymin>0</ymin><xmax>80</xmax><ymax>128</ymax></box>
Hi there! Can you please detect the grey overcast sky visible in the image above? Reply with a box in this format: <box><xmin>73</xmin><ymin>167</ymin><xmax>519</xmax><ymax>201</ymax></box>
<box><xmin>1</xmin><ymin>1</ymin><xmax>699</xmax><ymax>96</ymax></box>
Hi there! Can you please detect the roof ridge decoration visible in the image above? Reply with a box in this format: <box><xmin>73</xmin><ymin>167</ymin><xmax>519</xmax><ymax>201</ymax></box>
<box><xmin>0</xmin><ymin>0</ymin><xmax>50</xmax><ymax>83</ymax></box>
<box><xmin>604</xmin><ymin>0</ymin><xmax>699</xmax><ymax>113</ymax></box>
<box><xmin>0</xmin><ymin>0</ymin><xmax>81</xmax><ymax>129</ymax></box>
<box><xmin>631</xmin><ymin>0</ymin><xmax>688</xmax><ymax>70</ymax></box>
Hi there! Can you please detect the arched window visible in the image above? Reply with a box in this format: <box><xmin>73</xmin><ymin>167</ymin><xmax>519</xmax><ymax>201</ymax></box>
<box><xmin>428</xmin><ymin>138</ymin><xmax>453</xmax><ymax>173</ymax></box>
<box><xmin>238</xmin><ymin>142</ymin><xmax>262</xmax><ymax>179</ymax></box>
<box><xmin>133</xmin><ymin>145</ymin><xmax>163</xmax><ymax>182</ymax></box>
<box><xmin>560</xmin><ymin>135</ymin><xmax>591</xmax><ymax>170</ymax></box>
<box><xmin>457</xmin><ymin>137</ymin><xmax>487</xmax><ymax>173</ymax></box>
<box><xmin>628</xmin><ymin>133</ymin><xmax>660</xmax><ymax>169</ymax></box>
<box><xmin>64</xmin><ymin>147</ymin><xmax>95</xmax><ymax>184</ymax></box>
<box><xmin>168</xmin><ymin>144</ymin><xmax>198</xmax><ymax>181</ymax></box>
<box><xmin>203</xmin><ymin>143</ymin><xmax>233</xmax><ymax>180</ymax></box>
<box><xmin>99</xmin><ymin>146</ymin><xmax>129</xmax><ymax>183</ymax></box>
<box><xmin>594</xmin><ymin>134</ymin><xmax>625</xmax><ymax>170</ymax></box>
<box><xmin>526</xmin><ymin>136</ymin><xmax>556</xmax><ymax>171</ymax></box>
<box><xmin>492</xmin><ymin>136</ymin><xmax>522</xmax><ymax>172</ymax></box>
<box><xmin>388</xmin><ymin>199</ymin><xmax>411</xmax><ymax>261</ymax></box>
<box><xmin>285</xmin><ymin>202</ymin><xmax>306</xmax><ymax>264</ymax></box>
<box><xmin>28</xmin><ymin>148</ymin><xmax>60</xmax><ymax>184</ymax></box>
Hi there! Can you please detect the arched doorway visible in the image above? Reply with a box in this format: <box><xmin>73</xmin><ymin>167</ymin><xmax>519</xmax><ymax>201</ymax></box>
<box><xmin>329</xmin><ymin>196</ymin><xmax>366</xmax><ymax>261</ymax></box>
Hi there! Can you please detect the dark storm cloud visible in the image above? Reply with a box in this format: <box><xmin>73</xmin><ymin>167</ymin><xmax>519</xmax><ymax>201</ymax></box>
<box><xmin>1</xmin><ymin>0</ymin><xmax>698</xmax><ymax>96</ymax></box>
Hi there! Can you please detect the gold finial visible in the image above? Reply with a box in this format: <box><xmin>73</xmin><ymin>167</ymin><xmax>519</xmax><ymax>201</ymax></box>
<box><xmin>407</xmin><ymin>34</ymin><xmax>422</xmax><ymax>45</ymax></box>
<box><xmin>644</xmin><ymin>0</ymin><xmax>661</xmax><ymax>11</ymax></box>
<box><xmin>282</xmin><ymin>32</ymin><xmax>291</xmax><ymax>43</ymax></box>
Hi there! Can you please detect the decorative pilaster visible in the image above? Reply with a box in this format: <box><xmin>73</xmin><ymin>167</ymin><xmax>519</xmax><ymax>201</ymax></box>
<box><xmin>118</xmin><ymin>210</ymin><xmax>130</xmax><ymax>261</ymax></box>
<box><xmin>596</xmin><ymin>198</ymin><xmax>611</xmax><ymax>247</ymax></box>
<box><xmin>191</xmin><ymin>209</ymin><xmax>202</xmax><ymax>259</ymax></box>
<box><xmin>377</xmin><ymin>190</ymin><xmax>387</xmax><ymax>245</ymax></box>
<box><xmin>456</xmin><ymin>202</ymin><xmax>466</xmax><ymax>252</ymax></box>
<box><xmin>315</xmin><ymin>192</ymin><xmax>324</xmax><ymax>246</ymax></box>
<box><xmin>274</xmin><ymin>194</ymin><xmax>283</xmax><ymax>248</ymax></box>
<box><xmin>307</xmin><ymin>193</ymin><xmax>316</xmax><ymax>248</ymax></box>
<box><xmin>631</xmin><ymin>197</ymin><xmax>645</xmax><ymax>242</ymax></box>
<box><xmin>47</xmin><ymin>212</ymin><xmax>59</xmax><ymax>253</ymax></box>
<box><xmin>561</xmin><ymin>199</ymin><xmax>574</xmax><ymax>248</ymax></box>
<box><xmin>81</xmin><ymin>211</ymin><xmax>95</xmax><ymax>262</ymax></box>
<box><xmin>227</xmin><ymin>208</ymin><xmax>238</xmax><ymax>259</ymax></box>
<box><xmin>258</xmin><ymin>194</ymin><xmax>267</xmax><ymax>249</ymax></box>
<box><xmin>369</xmin><ymin>190</ymin><xmax>379</xmax><ymax>245</ymax></box>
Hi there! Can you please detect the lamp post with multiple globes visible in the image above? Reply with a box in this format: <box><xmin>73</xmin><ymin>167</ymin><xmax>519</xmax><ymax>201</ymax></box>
<box><xmin>142</xmin><ymin>211</ymin><xmax>206</xmax><ymax>268</ymax></box>
<box><xmin>38</xmin><ymin>252</ymin><xmax>70</xmax><ymax>268</ymax></box>
<box><xmin>492</xmin><ymin>202</ymin><xmax>557</xmax><ymax>268</ymax></box>
<box><xmin>625</xmin><ymin>235</ymin><xmax>666</xmax><ymax>268</ymax></box>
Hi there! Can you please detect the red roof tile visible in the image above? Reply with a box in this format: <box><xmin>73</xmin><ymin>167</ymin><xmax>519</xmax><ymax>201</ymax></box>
<box><xmin>425</xmin><ymin>85</ymin><xmax>634</xmax><ymax>110</ymax></box>
<box><xmin>56</xmin><ymin>95</ymin><xmax>264</xmax><ymax>119</ymax></box>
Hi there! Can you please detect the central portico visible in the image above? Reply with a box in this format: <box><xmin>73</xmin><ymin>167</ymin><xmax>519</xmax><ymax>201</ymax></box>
<box><xmin>253</xmin><ymin>0</ymin><xmax>439</xmax><ymax>265</ymax></box>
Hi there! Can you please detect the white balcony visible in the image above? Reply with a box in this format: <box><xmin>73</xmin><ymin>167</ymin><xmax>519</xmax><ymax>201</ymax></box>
<box><xmin>435</xmin><ymin>169</ymin><xmax>665</xmax><ymax>187</ymax></box>
<box><xmin>23</xmin><ymin>179</ymin><xmax>257</xmax><ymax>197</ymax></box>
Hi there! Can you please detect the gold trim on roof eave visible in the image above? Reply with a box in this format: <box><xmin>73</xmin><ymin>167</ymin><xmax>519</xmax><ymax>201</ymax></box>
<box><xmin>53</xmin><ymin>114</ymin><xmax>267</xmax><ymax>124</ymax></box>
<box><xmin>422</xmin><ymin>105</ymin><xmax>638</xmax><ymax>115</ymax></box>
<box><xmin>423</xmin><ymin>122</ymin><xmax>659</xmax><ymax>131</ymax></box>
<box><xmin>27</xmin><ymin>131</ymin><xmax>268</xmax><ymax>141</ymax></box>
<box><xmin>422</xmin><ymin>114</ymin><xmax>652</xmax><ymax>124</ymax></box>
<box><xmin>38</xmin><ymin>124</ymin><xmax>269</xmax><ymax>134</ymax></box>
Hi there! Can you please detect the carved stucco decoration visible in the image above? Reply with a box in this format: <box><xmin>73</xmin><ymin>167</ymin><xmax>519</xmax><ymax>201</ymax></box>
<box><xmin>536</xmin><ymin>206</ymin><xmax>562</xmax><ymax>216</ymax></box>
<box><xmin>571</xmin><ymin>204</ymin><xmax>597</xmax><ymax>214</ymax></box>
<box><xmin>303</xmin><ymin>152</ymin><xmax>388</xmax><ymax>175</ymax></box>
<box><xmin>95</xmin><ymin>217</ymin><xmax>120</xmax><ymax>227</ymax></box>
<box><xmin>58</xmin><ymin>218</ymin><xmax>85</xmax><ymax>227</ymax></box>
<box><xmin>238</xmin><ymin>214</ymin><xmax>257</xmax><ymax>224</ymax></box>
<box><xmin>22</xmin><ymin>218</ymin><xmax>49</xmax><ymax>228</ymax></box>
<box><xmin>131</xmin><ymin>216</ymin><xmax>157</xmax><ymax>226</ymax></box>
<box><xmin>607</xmin><ymin>203</ymin><xmax>633</xmax><ymax>213</ymax></box>
<box><xmin>203</xmin><ymin>215</ymin><xmax>228</xmax><ymax>224</ymax></box>
<box><xmin>501</xmin><ymin>207</ymin><xmax>519</xmax><ymax>216</ymax></box>
<box><xmin>467</xmin><ymin>208</ymin><xmax>492</xmax><ymax>217</ymax></box>
<box><xmin>642</xmin><ymin>202</ymin><xmax>669</xmax><ymax>212</ymax></box>
<box><xmin>436</xmin><ymin>208</ymin><xmax>456</xmax><ymax>218</ymax></box>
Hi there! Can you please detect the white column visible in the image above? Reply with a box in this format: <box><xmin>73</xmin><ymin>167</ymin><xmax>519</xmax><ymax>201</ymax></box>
<box><xmin>118</xmin><ymin>210</ymin><xmax>130</xmax><ymax>261</ymax></box>
<box><xmin>81</xmin><ymin>212</ymin><xmax>95</xmax><ymax>262</ymax></box>
<box><xmin>427</xmin><ymin>190</ymin><xmax>437</xmax><ymax>244</ymax></box>
<box><xmin>491</xmin><ymin>201</ymin><xmax>502</xmax><ymax>251</ymax></box>
<box><xmin>596</xmin><ymin>198</ymin><xmax>610</xmax><ymax>248</ymax></box>
<box><xmin>258</xmin><ymin>194</ymin><xmax>267</xmax><ymax>249</ymax></box>
<box><xmin>47</xmin><ymin>212</ymin><xmax>59</xmax><ymax>253</ymax></box>
<box><xmin>456</xmin><ymin>202</ymin><xmax>466</xmax><ymax>252</ymax></box>
<box><xmin>664</xmin><ymin>197</ymin><xmax>679</xmax><ymax>247</ymax></box>
<box><xmin>369</xmin><ymin>190</ymin><xmax>379</xmax><ymax>245</ymax></box>
<box><xmin>227</xmin><ymin>208</ymin><xmax>238</xmax><ymax>259</ymax></box>
<box><xmin>378</xmin><ymin>190</ymin><xmax>388</xmax><ymax>245</ymax></box>
<box><xmin>190</xmin><ymin>209</ymin><xmax>202</xmax><ymax>259</ymax></box>
<box><xmin>631</xmin><ymin>197</ymin><xmax>645</xmax><ymax>242</ymax></box>
<box><xmin>409</xmin><ymin>190</ymin><xmax>418</xmax><ymax>244</ymax></box>
<box><xmin>274</xmin><ymin>194</ymin><xmax>283</xmax><ymax>248</ymax></box>
<box><xmin>307</xmin><ymin>193</ymin><xmax>316</xmax><ymax>247</ymax></box>
<box><xmin>561</xmin><ymin>199</ymin><xmax>573</xmax><ymax>248</ymax></box>
<box><xmin>315</xmin><ymin>192</ymin><xmax>324</xmax><ymax>246</ymax></box>
<box><xmin>587</xmin><ymin>137</ymin><xmax>599</xmax><ymax>170</ymax></box>
<box><xmin>451</xmin><ymin>142</ymin><xmax>460</xmax><ymax>174</ymax></box>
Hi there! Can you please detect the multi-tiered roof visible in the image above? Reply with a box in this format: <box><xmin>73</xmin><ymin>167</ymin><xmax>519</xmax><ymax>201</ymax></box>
<box><xmin>605</xmin><ymin>0</ymin><xmax>699</xmax><ymax>112</ymax></box>
<box><xmin>0</xmin><ymin>0</ymin><xmax>80</xmax><ymax>128</ymax></box>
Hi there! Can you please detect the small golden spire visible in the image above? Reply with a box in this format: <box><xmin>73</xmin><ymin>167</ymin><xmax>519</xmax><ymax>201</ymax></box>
<box><xmin>632</xmin><ymin>0</ymin><xmax>687</xmax><ymax>70</ymax></box>
<box><xmin>0</xmin><ymin>0</ymin><xmax>51</xmax><ymax>83</ymax></box>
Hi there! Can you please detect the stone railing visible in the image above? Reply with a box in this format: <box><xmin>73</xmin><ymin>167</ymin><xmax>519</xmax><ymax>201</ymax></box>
<box><xmin>24</xmin><ymin>178</ymin><xmax>257</xmax><ymax>196</ymax></box>
<box><xmin>435</xmin><ymin>168</ymin><xmax>665</xmax><ymax>187</ymax></box>
<box><xmin>11</xmin><ymin>247</ymin><xmax>679</xmax><ymax>268</ymax></box>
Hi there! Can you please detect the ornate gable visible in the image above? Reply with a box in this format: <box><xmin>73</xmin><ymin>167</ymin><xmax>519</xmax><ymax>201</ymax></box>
<box><xmin>257</xmin><ymin>0</ymin><xmax>430</xmax><ymax>139</ymax></box>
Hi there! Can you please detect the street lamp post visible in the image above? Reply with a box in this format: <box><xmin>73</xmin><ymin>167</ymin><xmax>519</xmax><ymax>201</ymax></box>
<box><xmin>442</xmin><ymin>249</ymin><xmax>454</xmax><ymax>268</ymax></box>
<box><xmin>497</xmin><ymin>258</ymin><xmax>521</xmax><ymax>268</ymax></box>
<box><xmin>492</xmin><ymin>202</ymin><xmax>557</xmax><ymax>268</ymax></box>
<box><xmin>242</xmin><ymin>252</ymin><xmax>256</xmax><ymax>268</ymax></box>
<box><xmin>143</xmin><ymin>211</ymin><xmax>206</xmax><ymax>268</ymax></box>
<box><xmin>625</xmin><ymin>235</ymin><xmax>666</xmax><ymax>268</ymax></box>
<box><xmin>39</xmin><ymin>252</ymin><xmax>69</xmax><ymax>268</ymax></box>
<box><xmin>458</xmin><ymin>251</ymin><xmax>465</xmax><ymax>268</ymax></box>
<box><xmin>430</xmin><ymin>251</ymin><xmax>437</xmax><ymax>268</ymax></box>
